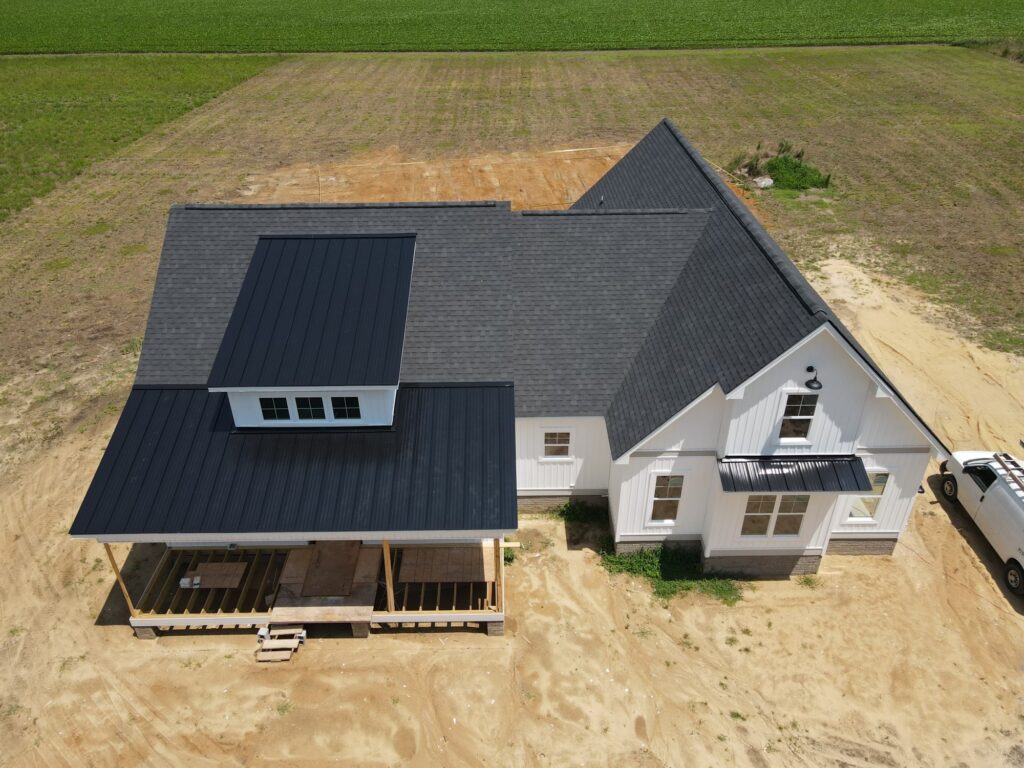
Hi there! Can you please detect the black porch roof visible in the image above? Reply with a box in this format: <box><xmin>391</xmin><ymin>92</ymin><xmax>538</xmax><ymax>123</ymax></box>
<box><xmin>70</xmin><ymin>383</ymin><xmax>517</xmax><ymax>539</ymax></box>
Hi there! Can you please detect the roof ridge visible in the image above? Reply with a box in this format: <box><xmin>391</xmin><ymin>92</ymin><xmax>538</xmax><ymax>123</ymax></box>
<box><xmin>519</xmin><ymin>207</ymin><xmax>712</xmax><ymax>217</ymax></box>
<box><xmin>658</xmin><ymin>118</ymin><xmax>830</xmax><ymax>320</ymax></box>
<box><xmin>176</xmin><ymin>201</ymin><xmax>507</xmax><ymax>211</ymax></box>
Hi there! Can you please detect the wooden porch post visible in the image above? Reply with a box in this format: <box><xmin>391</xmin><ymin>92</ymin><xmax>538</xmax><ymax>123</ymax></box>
<box><xmin>103</xmin><ymin>543</ymin><xmax>137</xmax><ymax>618</ymax></box>
<box><xmin>493</xmin><ymin>537</ymin><xmax>504</xmax><ymax>613</ymax></box>
<box><xmin>382</xmin><ymin>539</ymin><xmax>396</xmax><ymax>612</ymax></box>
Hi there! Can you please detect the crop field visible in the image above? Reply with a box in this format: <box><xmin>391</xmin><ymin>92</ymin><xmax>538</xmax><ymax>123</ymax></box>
<box><xmin>0</xmin><ymin>56</ymin><xmax>277</xmax><ymax>222</ymax></box>
<box><xmin>2</xmin><ymin>0</ymin><xmax>1023</xmax><ymax>53</ymax></box>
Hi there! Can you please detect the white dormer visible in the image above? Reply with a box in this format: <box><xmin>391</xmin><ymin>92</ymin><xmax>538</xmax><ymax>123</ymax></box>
<box><xmin>215</xmin><ymin>386</ymin><xmax>397</xmax><ymax>428</ymax></box>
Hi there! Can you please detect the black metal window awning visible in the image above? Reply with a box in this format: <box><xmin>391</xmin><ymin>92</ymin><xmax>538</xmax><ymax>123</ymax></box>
<box><xmin>718</xmin><ymin>455</ymin><xmax>872</xmax><ymax>494</ymax></box>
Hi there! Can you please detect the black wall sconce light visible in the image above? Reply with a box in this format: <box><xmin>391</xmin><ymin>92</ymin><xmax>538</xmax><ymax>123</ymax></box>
<box><xmin>804</xmin><ymin>365</ymin><xmax>823</xmax><ymax>390</ymax></box>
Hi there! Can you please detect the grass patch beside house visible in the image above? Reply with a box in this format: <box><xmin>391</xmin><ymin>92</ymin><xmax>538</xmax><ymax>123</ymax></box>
<box><xmin>2</xmin><ymin>1</ymin><xmax>1022</xmax><ymax>53</ymax></box>
<box><xmin>600</xmin><ymin>546</ymin><xmax>744</xmax><ymax>606</ymax></box>
<box><xmin>0</xmin><ymin>55</ymin><xmax>278</xmax><ymax>222</ymax></box>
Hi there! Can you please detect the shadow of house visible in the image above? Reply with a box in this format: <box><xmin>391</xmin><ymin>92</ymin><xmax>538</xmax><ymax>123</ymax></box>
<box><xmin>924</xmin><ymin>473</ymin><xmax>1024</xmax><ymax>616</ymax></box>
<box><xmin>95</xmin><ymin>543</ymin><xmax>164</xmax><ymax>627</ymax></box>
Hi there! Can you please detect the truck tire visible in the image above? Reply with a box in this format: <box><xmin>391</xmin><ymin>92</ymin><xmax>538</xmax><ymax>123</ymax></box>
<box><xmin>1005</xmin><ymin>561</ymin><xmax>1024</xmax><ymax>597</ymax></box>
<box><xmin>940</xmin><ymin>475</ymin><xmax>957</xmax><ymax>501</ymax></box>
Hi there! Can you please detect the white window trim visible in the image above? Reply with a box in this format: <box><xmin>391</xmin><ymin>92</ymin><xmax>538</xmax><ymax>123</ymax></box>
<box><xmin>739</xmin><ymin>493</ymin><xmax>808</xmax><ymax>538</ymax></box>
<box><xmin>258</xmin><ymin>394</ymin><xmax>368</xmax><ymax>427</ymax></box>
<box><xmin>845</xmin><ymin>468</ymin><xmax>889</xmax><ymax>524</ymax></box>
<box><xmin>646</xmin><ymin>470</ymin><xmax>685</xmax><ymax>526</ymax></box>
<box><xmin>776</xmin><ymin>389</ymin><xmax>819</xmax><ymax>447</ymax></box>
<box><xmin>540</xmin><ymin>427</ymin><xmax>574</xmax><ymax>463</ymax></box>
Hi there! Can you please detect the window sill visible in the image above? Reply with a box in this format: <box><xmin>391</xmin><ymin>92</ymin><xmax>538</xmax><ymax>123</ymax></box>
<box><xmin>540</xmin><ymin>457</ymin><xmax>574</xmax><ymax>463</ymax></box>
<box><xmin>842</xmin><ymin>517</ymin><xmax>879</xmax><ymax>526</ymax></box>
<box><xmin>777</xmin><ymin>438</ymin><xmax>812</xmax><ymax>447</ymax></box>
<box><xmin>646</xmin><ymin>519</ymin><xmax>677</xmax><ymax>527</ymax></box>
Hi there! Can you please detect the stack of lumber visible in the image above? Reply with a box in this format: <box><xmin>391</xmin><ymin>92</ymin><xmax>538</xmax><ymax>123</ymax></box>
<box><xmin>255</xmin><ymin>625</ymin><xmax>306</xmax><ymax>662</ymax></box>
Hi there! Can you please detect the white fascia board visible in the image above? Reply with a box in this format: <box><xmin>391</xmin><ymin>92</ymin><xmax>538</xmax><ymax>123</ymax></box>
<box><xmin>76</xmin><ymin>528</ymin><xmax>515</xmax><ymax>545</ymax></box>
<box><xmin>614</xmin><ymin>384</ymin><xmax>722</xmax><ymax>464</ymax></box>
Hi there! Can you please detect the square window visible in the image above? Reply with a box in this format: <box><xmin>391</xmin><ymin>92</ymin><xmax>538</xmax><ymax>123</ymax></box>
<box><xmin>544</xmin><ymin>431</ymin><xmax>571</xmax><ymax>457</ymax></box>
<box><xmin>259</xmin><ymin>397</ymin><xmax>289</xmax><ymax>421</ymax></box>
<box><xmin>780</xmin><ymin>393</ymin><xmax>818</xmax><ymax>439</ymax></box>
<box><xmin>331</xmin><ymin>396</ymin><xmax>361</xmax><ymax>420</ymax></box>
<box><xmin>295</xmin><ymin>396</ymin><xmax>325</xmax><ymax>420</ymax></box>
<box><xmin>741</xmin><ymin>494</ymin><xmax>776</xmax><ymax>536</ymax></box>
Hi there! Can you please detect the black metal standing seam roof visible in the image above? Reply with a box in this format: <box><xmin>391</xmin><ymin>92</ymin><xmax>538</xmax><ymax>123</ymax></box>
<box><xmin>207</xmin><ymin>235</ymin><xmax>415</xmax><ymax>388</ymax></box>
<box><xmin>718</xmin><ymin>456</ymin><xmax>872</xmax><ymax>494</ymax></box>
<box><xmin>69</xmin><ymin>383</ymin><xmax>518</xmax><ymax>538</ymax></box>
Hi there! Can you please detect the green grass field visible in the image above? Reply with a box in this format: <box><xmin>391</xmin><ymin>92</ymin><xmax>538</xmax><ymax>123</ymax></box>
<box><xmin>3</xmin><ymin>0</ymin><xmax>1023</xmax><ymax>53</ymax></box>
<box><xmin>0</xmin><ymin>56</ymin><xmax>277</xmax><ymax>222</ymax></box>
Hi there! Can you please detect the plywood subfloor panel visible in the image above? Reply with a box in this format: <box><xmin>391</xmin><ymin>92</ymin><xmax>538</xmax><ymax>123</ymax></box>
<box><xmin>352</xmin><ymin>546</ymin><xmax>382</xmax><ymax>584</ymax></box>
<box><xmin>271</xmin><ymin>583</ymin><xmax>375</xmax><ymax>624</ymax></box>
<box><xmin>279</xmin><ymin>548</ymin><xmax>312</xmax><ymax>585</ymax></box>
<box><xmin>302</xmin><ymin>541</ymin><xmax>360</xmax><ymax>597</ymax></box>
<box><xmin>183</xmin><ymin>561</ymin><xmax>247</xmax><ymax>589</ymax></box>
<box><xmin>397</xmin><ymin>545</ymin><xmax>494</xmax><ymax>584</ymax></box>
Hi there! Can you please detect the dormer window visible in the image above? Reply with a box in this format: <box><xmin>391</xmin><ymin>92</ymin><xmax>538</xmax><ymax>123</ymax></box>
<box><xmin>779</xmin><ymin>394</ymin><xmax>818</xmax><ymax>440</ymax></box>
<box><xmin>259</xmin><ymin>397</ymin><xmax>289</xmax><ymax>421</ymax></box>
<box><xmin>332</xmin><ymin>396</ymin><xmax>361</xmax><ymax>420</ymax></box>
<box><xmin>296</xmin><ymin>396</ymin><xmax>326</xmax><ymax>420</ymax></box>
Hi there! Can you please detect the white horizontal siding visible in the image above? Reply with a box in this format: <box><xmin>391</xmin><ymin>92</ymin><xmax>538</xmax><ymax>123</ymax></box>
<box><xmin>515</xmin><ymin>417</ymin><xmax>611</xmax><ymax>493</ymax></box>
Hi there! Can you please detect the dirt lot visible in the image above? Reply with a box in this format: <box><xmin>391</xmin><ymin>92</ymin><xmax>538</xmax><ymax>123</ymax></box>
<box><xmin>1</xmin><ymin>48</ymin><xmax>1024</xmax><ymax>766</ymax></box>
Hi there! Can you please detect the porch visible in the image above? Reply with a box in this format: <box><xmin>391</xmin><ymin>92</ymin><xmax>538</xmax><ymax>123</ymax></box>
<box><xmin>105</xmin><ymin>538</ymin><xmax>506</xmax><ymax>637</ymax></box>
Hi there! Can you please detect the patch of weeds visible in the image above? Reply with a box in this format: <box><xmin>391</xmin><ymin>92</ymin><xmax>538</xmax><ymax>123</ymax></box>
<box><xmin>724</xmin><ymin>635</ymin><xmax>738</xmax><ymax>647</ymax></box>
<box><xmin>729</xmin><ymin>140</ymin><xmax>830</xmax><ymax>190</ymax></box>
<box><xmin>276</xmin><ymin>700</ymin><xmax>293</xmax><ymax>716</ymax></box>
<box><xmin>180</xmin><ymin>657</ymin><xmax>205</xmax><ymax>670</ymax></box>
<box><xmin>81</xmin><ymin>220</ymin><xmax>112</xmax><ymax>236</ymax></box>
<box><xmin>796</xmin><ymin>574</ymin><xmax>820</xmax><ymax>589</ymax></box>
<box><xmin>118</xmin><ymin>242</ymin><xmax>148</xmax><ymax>257</ymax></box>
<box><xmin>58</xmin><ymin>654</ymin><xmax>85</xmax><ymax>673</ymax></box>
<box><xmin>632</xmin><ymin>624</ymin><xmax>652</xmax><ymax>640</ymax></box>
<box><xmin>600</xmin><ymin>545</ymin><xmax>743</xmax><ymax>605</ymax></box>
<box><xmin>390</xmin><ymin>696</ymin><xmax>400</xmax><ymax>706</ymax></box>
<box><xmin>1</xmin><ymin>701</ymin><xmax>24</xmax><ymax>720</ymax></box>
<box><xmin>121</xmin><ymin>337</ymin><xmax>143</xmax><ymax>358</ymax></box>
<box><xmin>739</xmin><ymin>627</ymin><xmax>751</xmax><ymax>636</ymax></box>
<box><xmin>7</xmin><ymin>626</ymin><xmax>26</xmax><ymax>637</ymax></box>
<box><xmin>729</xmin><ymin>710</ymin><xmax>746</xmax><ymax>721</ymax></box>
<box><xmin>679</xmin><ymin>633</ymin><xmax>699</xmax><ymax>652</ymax></box>
<box><xmin>717</xmin><ymin>734</ymin><xmax>728</xmax><ymax>742</ymax></box>
<box><xmin>43</xmin><ymin>256</ymin><xmax>73</xmax><ymax>273</ymax></box>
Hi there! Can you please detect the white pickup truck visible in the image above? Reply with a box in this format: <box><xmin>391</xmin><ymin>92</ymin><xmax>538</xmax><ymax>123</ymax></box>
<box><xmin>940</xmin><ymin>451</ymin><xmax>1024</xmax><ymax>595</ymax></box>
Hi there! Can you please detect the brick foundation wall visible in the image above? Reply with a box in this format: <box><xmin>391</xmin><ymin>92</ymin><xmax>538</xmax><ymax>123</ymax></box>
<box><xmin>614</xmin><ymin>539</ymin><xmax>701</xmax><ymax>555</ymax></box>
<box><xmin>826</xmin><ymin>538</ymin><xmax>897</xmax><ymax>556</ymax></box>
<box><xmin>516</xmin><ymin>495</ymin><xmax>606</xmax><ymax>515</ymax></box>
<box><xmin>702</xmin><ymin>554</ymin><xmax>821</xmax><ymax>578</ymax></box>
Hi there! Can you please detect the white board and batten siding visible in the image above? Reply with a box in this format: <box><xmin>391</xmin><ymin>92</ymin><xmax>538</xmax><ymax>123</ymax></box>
<box><xmin>608</xmin><ymin>326</ymin><xmax>938</xmax><ymax>552</ymax></box>
<box><xmin>515</xmin><ymin>417</ymin><xmax>611</xmax><ymax>494</ymax></box>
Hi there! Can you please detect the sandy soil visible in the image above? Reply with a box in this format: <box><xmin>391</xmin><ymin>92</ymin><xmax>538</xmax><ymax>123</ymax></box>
<box><xmin>1</xmin><ymin>145</ymin><xmax>1023</xmax><ymax>766</ymax></box>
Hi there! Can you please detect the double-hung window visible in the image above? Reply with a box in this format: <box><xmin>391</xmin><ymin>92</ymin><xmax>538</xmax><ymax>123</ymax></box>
<box><xmin>651</xmin><ymin>475</ymin><xmax>684</xmax><ymax>522</ymax></box>
<box><xmin>295</xmin><ymin>396</ymin><xmax>326</xmax><ymax>420</ymax></box>
<box><xmin>848</xmin><ymin>472</ymin><xmax>890</xmax><ymax>519</ymax></box>
<box><xmin>779</xmin><ymin>394</ymin><xmax>818</xmax><ymax>440</ymax></box>
<box><xmin>741</xmin><ymin>494</ymin><xmax>809</xmax><ymax>536</ymax></box>
<box><xmin>259</xmin><ymin>397</ymin><xmax>289</xmax><ymax>421</ymax></box>
<box><xmin>543</xmin><ymin>431</ymin><xmax>571</xmax><ymax>458</ymax></box>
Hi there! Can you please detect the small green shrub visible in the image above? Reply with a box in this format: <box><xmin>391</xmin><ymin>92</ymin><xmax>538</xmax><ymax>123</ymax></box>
<box><xmin>503</xmin><ymin>546</ymin><xmax>516</xmax><ymax>566</ymax></box>
<box><xmin>552</xmin><ymin>498</ymin><xmax>607</xmax><ymax>524</ymax></box>
<box><xmin>599</xmin><ymin>545</ymin><xmax>742</xmax><ymax>605</ymax></box>
<box><xmin>763</xmin><ymin>154</ymin><xmax>830</xmax><ymax>190</ymax></box>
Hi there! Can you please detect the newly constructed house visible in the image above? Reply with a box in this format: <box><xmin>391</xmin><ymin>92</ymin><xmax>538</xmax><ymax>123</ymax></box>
<box><xmin>72</xmin><ymin>120</ymin><xmax>946</xmax><ymax>638</ymax></box>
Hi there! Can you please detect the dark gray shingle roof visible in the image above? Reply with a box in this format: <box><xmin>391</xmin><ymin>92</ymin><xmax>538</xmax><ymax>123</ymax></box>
<box><xmin>574</xmin><ymin>119</ymin><xmax>946</xmax><ymax>457</ymax></box>
<box><xmin>70</xmin><ymin>383</ymin><xmax>517</xmax><ymax>537</ymax></box>
<box><xmin>138</xmin><ymin>202</ymin><xmax>711</xmax><ymax>418</ymax></box>
<box><xmin>207</xmin><ymin>235</ymin><xmax>415</xmax><ymax>388</ymax></box>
